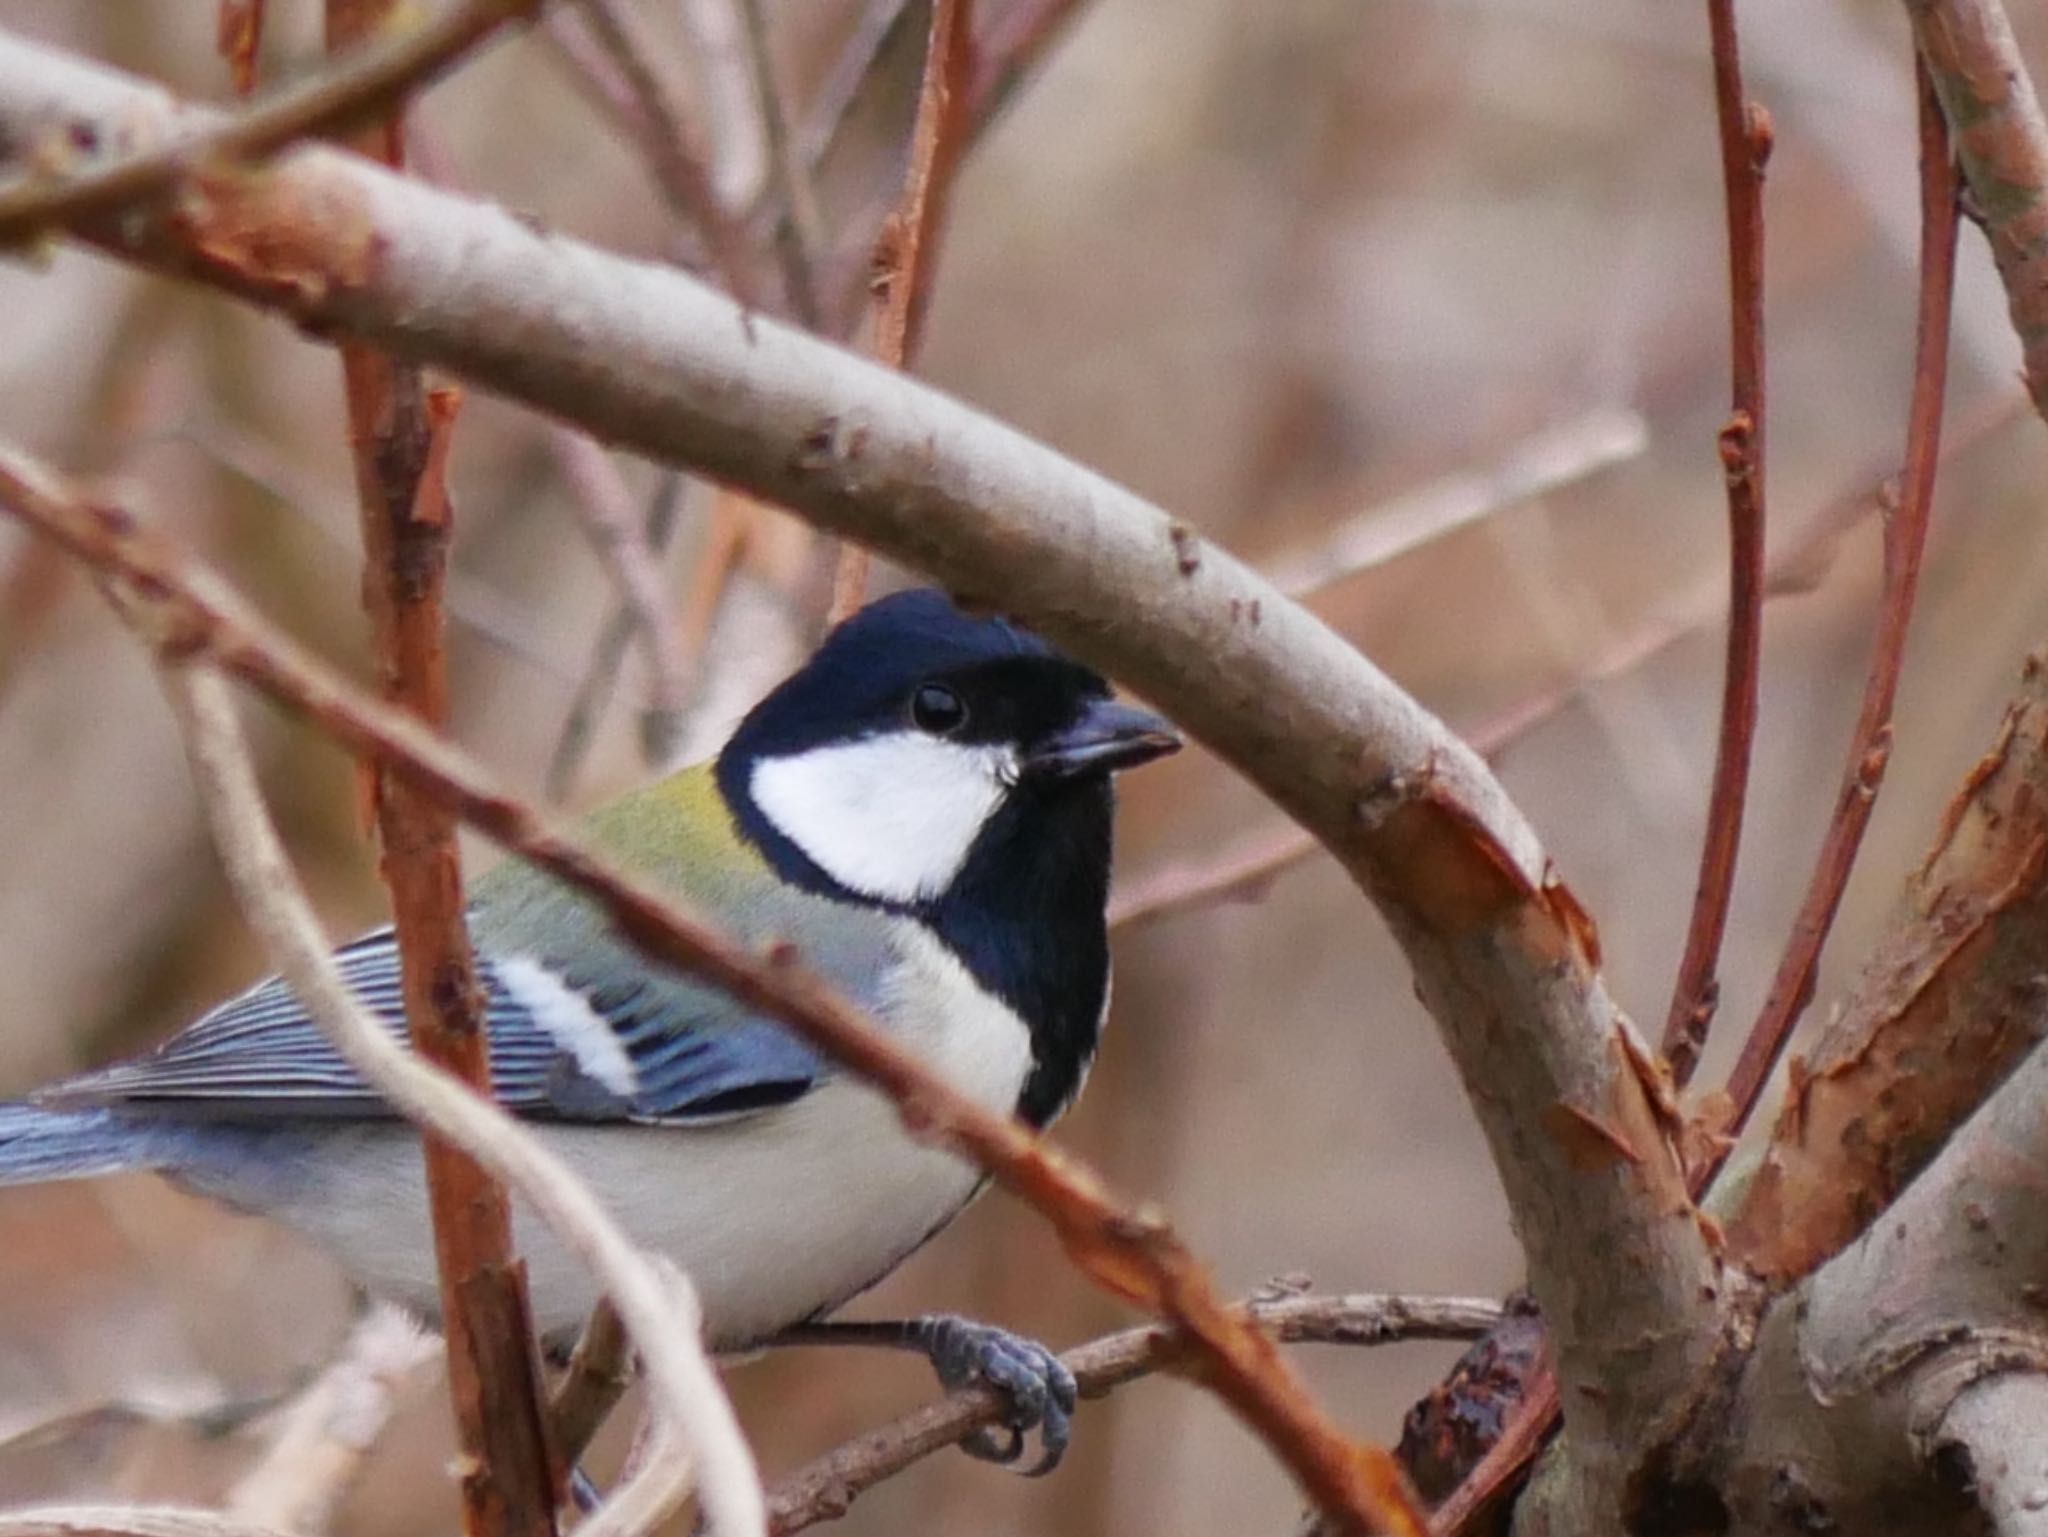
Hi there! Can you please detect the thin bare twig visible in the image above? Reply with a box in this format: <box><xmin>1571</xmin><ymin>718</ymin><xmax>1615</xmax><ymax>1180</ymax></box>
<box><xmin>565</xmin><ymin>0</ymin><xmax>760</xmax><ymax>303</ymax></box>
<box><xmin>769</xmin><ymin>1291</ymin><xmax>1503</xmax><ymax>1535</ymax></box>
<box><xmin>1715</xmin><ymin>61</ymin><xmax>1959</xmax><ymax>1168</ymax></box>
<box><xmin>1661</xmin><ymin>3</ymin><xmax>1772</xmax><ymax>1088</ymax></box>
<box><xmin>1262</xmin><ymin>409</ymin><xmax>1648</xmax><ymax>599</ymax></box>
<box><xmin>0</xmin><ymin>0</ymin><xmax>535</xmax><ymax>244</ymax></box>
<box><xmin>323</xmin><ymin>4</ymin><xmax>557</xmax><ymax>1528</ymax></box>
<box><xmin>827</xmin><ymin>0</ymin><xmax>976</xmax><ymax>621</ymax></box>
<box><xmin>544</xmin><ymin>472</ymin><xmax>689</xmax><ymax>803</ymax></box>
<box><xmin>0</xmin><ymin>450</ymin><xmax>1427</xmax><ymax>1537</ymax></box>
<box><xmin>734</xmin><ymin>0</ymin><xmax>829</xmax><ymax>325</ymax></box>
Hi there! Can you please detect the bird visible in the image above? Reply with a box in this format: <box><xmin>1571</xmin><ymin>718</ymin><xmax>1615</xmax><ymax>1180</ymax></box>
<box><xmin>0</xmin><ymin>587</ymin><xmax>1179</xmax><ymax>1474</ymax></box>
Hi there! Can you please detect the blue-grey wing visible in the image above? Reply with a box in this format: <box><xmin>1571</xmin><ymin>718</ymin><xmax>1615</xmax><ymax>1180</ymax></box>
<box><xmin>38</xmin><ymin>926</ymin><xmax>844</xmax><ymax>1126</ymax></box>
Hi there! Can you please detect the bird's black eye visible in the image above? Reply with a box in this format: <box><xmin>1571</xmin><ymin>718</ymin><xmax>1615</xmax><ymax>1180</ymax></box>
<box><xmin>910</xmin><ymin>682</ymin><xmax>968</xmax><ymax>735</ymax></box>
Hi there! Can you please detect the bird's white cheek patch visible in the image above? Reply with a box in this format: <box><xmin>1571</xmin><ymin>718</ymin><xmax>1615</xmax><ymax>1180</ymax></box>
<box><xmin>750</xmin><ymin>734</ymin><xmax>1014</xmax><ymax>904</ymax></box>
<box><xmin>495</xmin><ymin>954</ymin><xmax>638</xmax><ymax>1096</ymax></box>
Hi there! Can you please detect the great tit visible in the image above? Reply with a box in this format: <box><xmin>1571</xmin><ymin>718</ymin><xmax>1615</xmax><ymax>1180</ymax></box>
<box><xmin>0</xmin><ymin>588</ymin><xmax>1179</xmax><ymax>1473</ymax></box>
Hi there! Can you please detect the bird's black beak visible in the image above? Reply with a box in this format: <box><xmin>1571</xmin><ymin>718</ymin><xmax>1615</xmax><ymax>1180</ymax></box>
<box><xmin>1023</xmin><ymin>698</ymin><xmax>1181</xmax><ymax>782</ymax></box>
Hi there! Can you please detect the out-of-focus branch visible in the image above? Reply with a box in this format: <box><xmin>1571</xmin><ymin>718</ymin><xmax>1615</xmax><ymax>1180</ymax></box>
<box><xmin>1260</xmin><ymin>409</ymin><xmax>1647</xmax><ymax>599</ymax></box>
<box><xmin>544</xmin><ymin>431</ymin><xmax>691</xmax><ymax>771</ymax></box>
<box><xmin>225</xmin><ymin>1305</ymin><xmax>437</xmax><ymax>1535</ymax></box>
<box><xmin>769</xmin><ymin>1291</ymin><xmax>1504</xmax><ymax>1535</ymax></box>
<box><xmin>963</xmin><ymin>0</ymin><xmax>1095</xmax><ymax>131</ymax></box>
<box><xmin>323</xmin><ymin>5</ymin><xmax>556</xmax><ymax>1529</ymax></box>
<box><xmin>0</xmin><ymin>1510</ymin><xmax>291</xmax><ymax>1537</ymax></box>
<box><xmin>563</xmin><ymin>0</ymin><xmax>760</xmax><ymax>304</ymax></box>
<box><xmin>543</xmin><ymin>473</ymin><xmax>689</xmax><ymax>802</ymax></box>
<box><xmin>143</xmin><ymin>658</ymin><xmax>764</xmax><ymax>1537</ymax></box>
<box><xmin>0</xmin><ymin>47</ymin><xmax>1720</xmax><ymax>1517</ymax></box>
<box><xmin>1661</xmin><ymin>1</ymin><xmax>1771</xmax><ymax>1089</ymax></box>
<box><xmin>1903</xmin><ymin>0</ymin><xmax>2048</xmax><ymax>422</ymax></box>
<box><xmin>0</xmin><ymin>0</ymin><xmax>535</xmax><ymax>244</ymax></box>
<box><xmin>0</xmin><ymin>450</ymin><xmax>1427</xmax><ymax>1537</ymax></box>
<box><xmin>828</xmin><ymin>0</ymin><xmax>977</xmax><ymax>621</ymax></box>
<box><xmin>1112</xmin><ymin>392</ymin><xmax>2021</xmax><ymax>937</ymax></box>
<box><xmin>1713</xmin><ymin>65</ymin><xmax>1959</xmax><ymax>1171</ymax></box>
<box><xmin>735</xmin><ymin>0</ymin><xmax>828</xmax><ymax>326</ymax></box>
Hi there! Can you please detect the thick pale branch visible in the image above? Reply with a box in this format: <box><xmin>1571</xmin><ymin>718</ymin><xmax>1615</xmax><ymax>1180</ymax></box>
<box><xmin>0</xmin><ymin>48</ymin><xmax>1720</xmax><ymax>1490</ymax></box>
<box><xmin>1903</xmin><ymin>0</ymin><xmax>2048</xmax><ymax>421</ymax></box>
<box><xmin>1930</xmin><ymin>1374</ymin><xmax>2048</xmax><ymax>1536</ymax></box>
<box><xmin>0</xmin><ymin>449</ymin><xmax>1424</xmax><ymax>1537</ymax></box>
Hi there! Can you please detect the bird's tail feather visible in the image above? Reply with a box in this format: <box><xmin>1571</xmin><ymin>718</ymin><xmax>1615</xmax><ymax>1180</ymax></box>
<box><xmin>0</xmin><ymin>1102</ymin><xmax>156</xmax><ymax>1183</ymax></box>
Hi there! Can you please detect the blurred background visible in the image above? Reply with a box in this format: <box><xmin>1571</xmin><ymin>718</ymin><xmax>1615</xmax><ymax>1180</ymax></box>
<box><xmin>3</xmin><ymin>0</ymin><xmax>2047</xmax><ymax>1532</ymax></box>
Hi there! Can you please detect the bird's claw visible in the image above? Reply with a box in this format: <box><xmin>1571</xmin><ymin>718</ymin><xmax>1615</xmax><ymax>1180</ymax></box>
<box><xmin>909</xmin><ymin>1314</ymin><xmax>1078</xmax><ymax>1476</ymax></box>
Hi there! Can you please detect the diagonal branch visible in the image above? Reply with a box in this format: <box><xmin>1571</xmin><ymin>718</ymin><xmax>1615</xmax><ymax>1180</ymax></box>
<box><xmin>1902</xmin><ymin>0</ymin><xmax>2048</xmax><ymax>423</ymax></box>
<box><xmin>0</xmin><ymin>0</ymin><xmax>536</xmax><ymax>244</ymax></box>
<box><xmin>0</xmin><ymin>448</ymin><xmax>1426</xmax><ymax>1537</ymax></box>
<box><xmin>0</xmin><ymin>39</ymin><xmax>1721</xmax><ymax>1515</ymax></box>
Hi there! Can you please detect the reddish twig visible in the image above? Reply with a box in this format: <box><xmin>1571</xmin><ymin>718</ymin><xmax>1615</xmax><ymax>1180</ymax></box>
<box><xmin>565</xmin><ymin>0</ymin><xmax>760</xmax><ymax>306</ymax></box>
<box><xmin>324</xmin><ymin>5</ymin><xmax>557</xmax><ymax>1534</ymax></box>
<box><xmin>1661</xmin><ymin>3</ymin><xmax>1772</xmax><ymax>1089</ymax></box>
<box><xmin>1713</xmin><ymin>59</ymin><xmax>1959</xmax><ymax>1170</ymax></box>
<box><xmin>0</xmin><ymin>449</ymin><xmax>1429</xmax><ymax>1537</ymax></box>
<box><xmin>963</xmin><ymin>0</ymin><xmax>1093</xmax><ymax>132</ymax></box>
<box><xmin>734</xmin><ymin>0</ymin><xmax>828</xmax><ymax>326</ymax></box>
<box><xmin>1422</xmin><ymin>68</ymin><xmax>1964</xmax><ymax>1536</ymax></box>
<box><xmin>218</xmin><ymin>0</ymin><xmax>266</xmax><ymax>96</ymax></box>
<box><xmin>0</xmin><ymin>0</ymin><xmax>535</xmax><ymax>244</ymax></box>
<box><xmin>828</xmin><ymin>0</ymin><xmax>977</xmax><ymax>623</ymax></box>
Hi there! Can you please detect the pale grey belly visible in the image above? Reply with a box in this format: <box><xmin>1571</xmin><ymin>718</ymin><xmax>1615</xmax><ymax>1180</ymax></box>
<box><xmin>176</xmin><ymin>1080</ymin><xmax>988</xmax><ymax>1347</ymax></box>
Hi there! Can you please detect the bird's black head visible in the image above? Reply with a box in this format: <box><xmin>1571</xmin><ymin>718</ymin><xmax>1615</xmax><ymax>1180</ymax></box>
<box><xmin>717</xmin><ymin>588</ymin><xmax>1179</xmax><ymax>1122</ymax></box>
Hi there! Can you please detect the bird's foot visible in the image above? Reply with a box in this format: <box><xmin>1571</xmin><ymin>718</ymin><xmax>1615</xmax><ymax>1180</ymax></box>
<box><xmin>907</xmin><ymin>1314</ymin><xmax>1077</xmax><ymax>1476</ymax></box>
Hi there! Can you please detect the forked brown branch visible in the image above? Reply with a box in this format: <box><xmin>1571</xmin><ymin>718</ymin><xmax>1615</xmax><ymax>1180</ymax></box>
<box><xmin>0</xmin><ymin>0</ymin><xmax>534</xmax><ymax>243</ymax></box>
<box><xmin>1661</xmin><ymin>0</ymin><xmax>1772</xmax><ymax>1089</ymax></box>
<box><xmin>0</xmin><ymin>448</ymin><xmax>1428</xmax><ymax>1537</ymax></box>
<box><xmin>827</xmin><ymin>0</ymin><xmax>977</xmax><ymax>622</ymax></box>
<box><xmin>324</xmin><ymin>1</ymin><xmax>557</xmax><ymax>1528</ymax></box>
<box><xmin>1714</xmin><ymin>63</ymin><xmax>1959</xmax><ymax>1169</ymax></box>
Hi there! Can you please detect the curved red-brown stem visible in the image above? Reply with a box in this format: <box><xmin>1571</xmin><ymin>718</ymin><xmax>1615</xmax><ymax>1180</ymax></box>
<box><xmin>827</xmin><ymin>0</ymin><xmax>975</xmax><ymax>623</ymax></box>
<box><xmin>326</xmin><ymin>5</ymin><xmax>558</xmax><ymax>1534</ymax></box>
<box><xmin>1660</xmin><ymin>0</ymin><xmax>1773</xmax><ymax>1088</ymax></box>
<box><xmin>1712</xmin><ymin>58</ymin><xmax>1959</xmax><ymax>1169</ymax></box>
